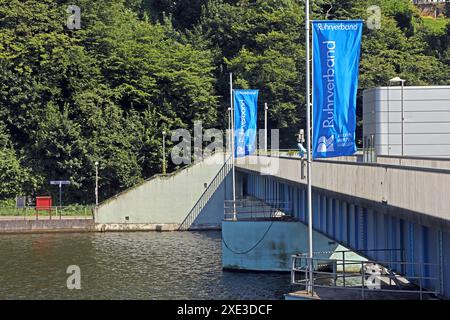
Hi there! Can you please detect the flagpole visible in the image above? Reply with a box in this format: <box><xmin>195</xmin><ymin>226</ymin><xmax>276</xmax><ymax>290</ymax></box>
<box><xmin>230</xmin><ymin>73</ymin><xmax>237</xmax><ymax>221</ymax></box>
<box><xmin>305</xmin><ymin>0</ymin><xmax>314</xmax><ymax>295</ymax></box>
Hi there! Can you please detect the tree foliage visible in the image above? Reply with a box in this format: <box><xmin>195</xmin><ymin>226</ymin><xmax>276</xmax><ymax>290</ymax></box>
<box><xmin>0</xmin><ymin>0</ymin><xmax>448</xmax><ymax>202</ymax></box>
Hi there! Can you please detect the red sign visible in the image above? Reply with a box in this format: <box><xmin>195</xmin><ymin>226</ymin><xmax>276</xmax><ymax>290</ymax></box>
<box><xmin>36</xmin><ymin>196</ymin><xmax>52</xmax><ymax>211</ymax></box>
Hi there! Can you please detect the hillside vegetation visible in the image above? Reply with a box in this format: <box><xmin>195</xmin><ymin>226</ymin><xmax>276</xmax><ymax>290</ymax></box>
<box><xmin>0</xmin><ymin>0</ymin><xmax>449</xmax><ymax>203</ymax></box>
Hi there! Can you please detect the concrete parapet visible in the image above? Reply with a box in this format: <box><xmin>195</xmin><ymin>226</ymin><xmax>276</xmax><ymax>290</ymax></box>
<box><xmin>0</xmin><ymin>219</ymin><xmax>94</xmax><ymax>234</ymax></box>
<box><xmin>95</xmin><ymin>223</ymin><xmax>180</xmax><ymax>232</ymax></box>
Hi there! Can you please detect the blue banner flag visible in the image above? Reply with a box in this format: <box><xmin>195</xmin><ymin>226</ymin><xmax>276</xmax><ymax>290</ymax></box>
<box><xmin>312</xmin><ymin>20</ymin><xmax>363</xmax><ymax>159</ymax></box>
<box><xmin>234</xmin><ymin>89</ymin><xmax>259</xmax><ymax>158</ymax></box>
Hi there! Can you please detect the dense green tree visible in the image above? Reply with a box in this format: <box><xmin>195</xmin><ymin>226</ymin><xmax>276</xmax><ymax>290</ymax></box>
<box><xmin>0</xmin><ymin>121</ymin><xmax>33</xmax><ymax>199</ymax></box>
<box><xmin>0</xmin><ymin>0</ymin><xmax>448</xmax><ymax>202</ymax></box>
<box><xmin>0</xmin><ymin>0</ymin><xmax>218</xmax><ymax>202</ymax></box>
<box><xmin>198</xmin><ymin>0</ymin><xmax>449</xmax><ymax>146</ymax></box>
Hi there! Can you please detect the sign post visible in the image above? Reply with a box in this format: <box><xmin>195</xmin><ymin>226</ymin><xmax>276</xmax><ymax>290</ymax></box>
<box><xmin>50</xmin><ymin>181</ymin><xmax>71</xmax><ymax>209</ymax></box>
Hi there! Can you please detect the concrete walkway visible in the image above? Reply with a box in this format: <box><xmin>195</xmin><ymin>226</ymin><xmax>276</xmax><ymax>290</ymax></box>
<box><xmin>286</xmin><ymin>288</ymin><xmax>439</xmax><ymax>300</ymax></box>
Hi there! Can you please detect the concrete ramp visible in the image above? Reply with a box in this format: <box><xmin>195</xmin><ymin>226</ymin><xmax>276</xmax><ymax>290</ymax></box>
<box><xmin>95</xmin><ymin>153</ymin><xmax>231</xmax><ymax>231</ymax></box>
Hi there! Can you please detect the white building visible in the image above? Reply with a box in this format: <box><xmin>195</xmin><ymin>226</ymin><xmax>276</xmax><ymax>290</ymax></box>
<box><xmin>363</xmin><ymin>86</ymin><xmax>450</xmax><ymax>159</ymax></box>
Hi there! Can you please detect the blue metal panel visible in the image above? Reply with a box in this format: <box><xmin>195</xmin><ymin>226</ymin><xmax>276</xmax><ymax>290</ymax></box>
<box><xmin>316</xmin><ymin>194</ymin><xmax>321</xmax><ymax>230</ymax></box>
<box><xmin>348</xmin><ymin>205</ymin><xmax>356</xmax><ymax>249</ymax></box>
<box><xmin>321</xmin><ymin>195</ymin><xmax>326</xmax><ymax>233</ymax></box>
<box><xmin>313</xmin><ymin>193</ymin><xmax>320</xmax><ymax>228</ymax></box>
<box><xmin>304</xmin><ymin>188</ymin><xmax>307</xmax><ymax>223</ymax></box>
<box><xmin>399</xmin><ymin>219</ymin><xmax>405</xmax><ymax>274</ymax></box>
<box><xmin>389</xmin><ymin>216</ymin><xmax>397</xmax><ymax>270</ymax></box>
<box><xmin>268</xmin><ymin>180</ymin><xmax>272</xmax><ymax>202</ymax></box>
<box><xmin>442</xmin><ymin>231</ymin><xmax>450</xmax><ymax>297</ymax></box>
<box><xmin>292</xmin><ymin>186</ymin><xmax>295</xmax><ymax>219</ymax></box>
<box><xmin>362</xmin><ymin>208</ymin><xmax>368</xmax><ymax>252</ymax></box>
<box><xmin>265</xmin><ymin>178</ymin><xmax>268</xmax><ymax>200</ymax></box>
<box><xmin>331</xmin><ymin>199</ymin><xmax>336</xmax><ymax>239</ymax></box>
<box><xmin>422</xmin><ymin>226</ymin><xmax>430</xmax><ymax>284</ymax></box>
<box><xmin>343</xmin><ymin>202</ymin><xmax>349</xmax><ymax>246</ymax></box>
<box><xmin>408</xmin><ymin>221</ymin><xmax>415</xmax><ymax>277</ymax></box>
<box><xmin>392</xmin><ymin>216</ymin><xmax>399</xmax><ymax>271</ymax></box>
<box><xmin>276</xmin><ymin>181</ymin><xmax>279</xmax><ymax>202</ymax></box>
<box><xmin>427</xmin><ymin>227</ymin><xmax>439</xmax><ymax>292</ymax></box>
<box><xmin>292</xmin><ymin>186</ymin><xmax>297</xmax><ymax>219</ymax></box>
<box><xmin>367</xmin><ymin>210</ymin><xmax>375</xmax><ymax>255</ymax></box>
<box><xmin>258</xmin><ymin>175</ymin><xmax>261</xmax><ymax>198</ymax></box>
<box><xmin>384</xmin><ymin>215</ymin><xmax>390</xmax><ymax>262</ymax></box>
<box><xmin>326</xmin><ymin>198</ymin><xmax>332</xmax><ymax>236</ymax></box>
<box><xmin>337</xmin><ymin>200</ymin><xmax>343</xmax><ymax>242</ymax></box>
<box><xmin>354</xmin><ymin>206</ymin><xmax>360</xmax><ymax>250</ymax></box>
<box><xmin>301</xmin><ymin>188</ymin><xmax>306</xmax><ymax>223</ymax></box>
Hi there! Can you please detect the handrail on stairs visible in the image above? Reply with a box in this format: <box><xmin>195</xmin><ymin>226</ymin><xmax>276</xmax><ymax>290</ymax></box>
<box><xmin>178</xmin><ymin>155</ymin><xmax>233</xmax><ymax>231</ymax></box>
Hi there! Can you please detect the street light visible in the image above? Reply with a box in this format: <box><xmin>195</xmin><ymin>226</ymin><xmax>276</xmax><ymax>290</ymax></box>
<box><xmin>227</xmin><ymin>107</ymin><xmax>232</xmax><ymax>154</ymax></box>
<box><xmin>264</xmin><ymin>103</ymin><xmax>269</xmax><ymax>152</ymax></box>
<box><xmin>95</xmin><ymin>161</ymin><xmax>99</xmax><ymax>206</ymax></box>
<box><xmin>162</xmin><ymin>130</ymin><xmax>166</xmax><ymax>175</ymax></box>
<box><xmin>389</xmin><ymin>77</ymin><xmax>406</xmax><ymax>156</ymax></box>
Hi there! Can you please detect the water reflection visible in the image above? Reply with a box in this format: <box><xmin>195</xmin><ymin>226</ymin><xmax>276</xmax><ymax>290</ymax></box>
<box><xmin>0</xmin><ymin>231</ymin><xmax>290</xmax><ymax>300</ymax></box>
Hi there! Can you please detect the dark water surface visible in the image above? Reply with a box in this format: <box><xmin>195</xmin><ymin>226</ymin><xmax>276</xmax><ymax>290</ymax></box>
<box><xmin>0</xmin><ymin>231</ymin><xmax>291</xmax><ymax>299</ymax></box>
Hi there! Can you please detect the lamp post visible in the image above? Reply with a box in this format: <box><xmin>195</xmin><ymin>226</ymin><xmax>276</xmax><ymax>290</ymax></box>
<box><xmin>228</xmin><ymin>107</ymin><xmax>232</xmax><ymax>154</ymax></box>
<box><xmin>264</xmin><ymin>103</ymin><xmax>269</xmax><ymax>153</ymax></box>
<box><xmin>389</xmin><ymin>77</ymin><xmax>406</xmax><ymax>157</ymax></box>
<box><xmin>95</xmin><ymin>161</ymin><xmax>99</xmax><ymax>207</ymax></box>
<box><xmin>162</xmin><ymin>130</ymin><xmax>167</xmax><ymax>175</ymax></box>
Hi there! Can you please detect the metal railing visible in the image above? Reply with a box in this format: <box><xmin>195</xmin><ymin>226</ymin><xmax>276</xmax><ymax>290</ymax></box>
<box><xmin>255</xmin><ymin>149</ymin><xmax>365</xmax><ymax>158</ymax></box>
<box><xmin>291</xmin><ymin>250</ymin><xmax>441</xmax><ymax>300</ymax></box>
<box><xmin>224</xmin><ymin>198</ymin><xmax>292</xmax><ymax>221</ymax></box>
<box><xmin>256</xmin><ymin>149</ymin><xmax>299</xmax><ymax>157</ymax></box>
<box><xmin>178</xmin><ymin>156</ymin><xmax>233</xmax><ymax>231</ymax></box>
<box><xmin>0</xmin><ymin>206</ymin><xmax>94</xmax><ymax>220</ymax></box>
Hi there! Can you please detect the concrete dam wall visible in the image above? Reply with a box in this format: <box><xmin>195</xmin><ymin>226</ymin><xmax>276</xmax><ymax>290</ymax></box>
<box><xmin>95</xmin><ymin>153</ymin><xmax>231</xmax><ymax>231</ymax></box>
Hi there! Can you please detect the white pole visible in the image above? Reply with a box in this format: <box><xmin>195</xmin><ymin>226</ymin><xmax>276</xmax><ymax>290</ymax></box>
<box><xmin>95</xmin><ymin>162</ymin><xmax>99</xmax><ymax>206</ymax></box>
<box><xmin>230</xmin><ymin>73</ymin><xmax>236</xmax><ymax>220</ymax></box>
<box><xmin>264</xmin><ymin>103</ymin><xmax>268</xmax><ymax>152</ymax></box>
<box><xmin>305</xmin><ymin>0</ymin><xmax>314</xmax><ymax>295</ymax></box>
<box><xmin>162</xmin><ymin>131</ymin><xmax>166</xmax><ymax>174</ymax></box>
<box><xmin>59</xmin><ymin>183</ymin><xmax>62</xmax><ymax>209</ymax></box>
<box><xmin>401</xmin><ymin>80</ymin><xmax>405</xmax><ymax>157</ymax></box>
<box><xmin>228</xmin><ymin>107</ymin><xmax>232</xmax><ymax>154</ymax></box>
<box><xmin>387</xmin><ymin>85</ymin><xmax>390</xmax><ymax>156</ymax></box>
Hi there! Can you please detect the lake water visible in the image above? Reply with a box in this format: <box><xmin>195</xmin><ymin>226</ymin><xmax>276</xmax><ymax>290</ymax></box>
<box><xmin>0</xmin><ymin>231</ymin><xmax>291</xmax><ymax>299</ymax></box>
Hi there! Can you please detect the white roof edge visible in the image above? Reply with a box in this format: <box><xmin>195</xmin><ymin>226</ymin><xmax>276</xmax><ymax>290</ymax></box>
<box><xmin>364</xmin><ymin>86</ymin><xmax>450</xmax><ymax>92</ymax></box>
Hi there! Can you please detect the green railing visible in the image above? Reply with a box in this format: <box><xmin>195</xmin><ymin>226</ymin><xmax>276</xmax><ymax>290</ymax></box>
<box><xmin>0</xmin><ymin>205</ymin><xmax>94</xmax><ymax>219</ymax></box>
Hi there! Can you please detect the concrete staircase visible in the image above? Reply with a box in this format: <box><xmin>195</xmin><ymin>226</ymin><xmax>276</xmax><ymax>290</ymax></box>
<box><xmin>179</xmin><ymin>156</ymin><xmax>232</xmax><ymax>230</ymax></box>
<box><xmin>94</xmin><ymin>152</ymin><xmax>231</xmax><ymax>232</ymax></box>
